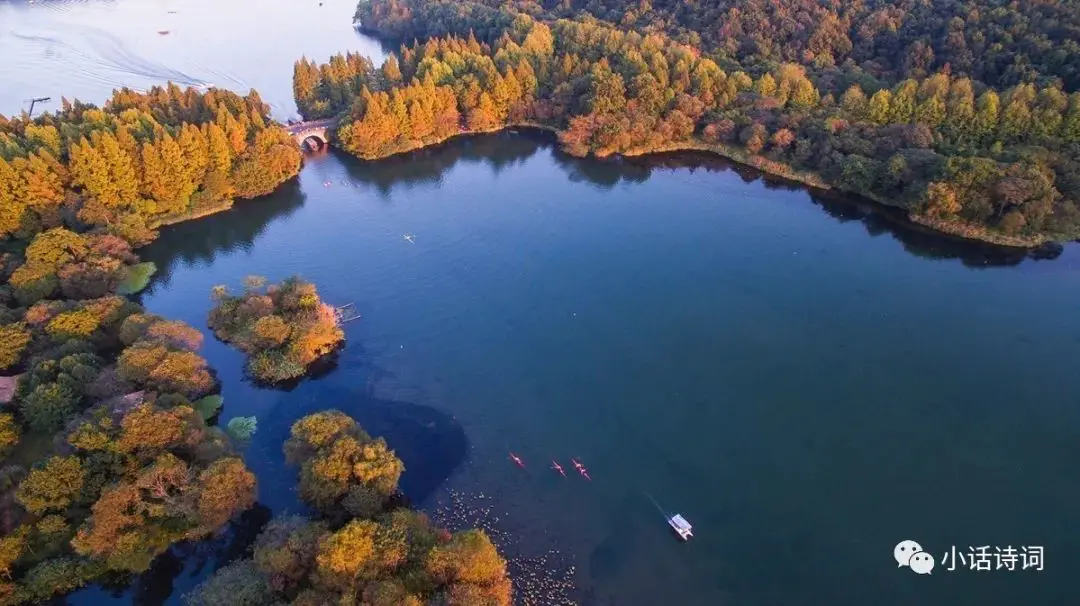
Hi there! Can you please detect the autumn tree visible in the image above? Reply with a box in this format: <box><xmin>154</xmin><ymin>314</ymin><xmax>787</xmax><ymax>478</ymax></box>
<box><xmin>0</xmin><ymin>323</ymin><xmax>31</xmax><ymax>369</ymax></box>
<box><xmin>16</xmin><ymin>456</ymin><xmax>86</xmax><ymax>515</ymax></box>
<box><xmin>0</xmin><ymin>413</ymin><xmax>20</xmax><ymax>460</ymax></box>
<box><xmin>253</xmin><ymin>515</ymin><xmax>327</xmax><ymax>595</ymax></box>
<box><xmin>209</xmin><ymin>276</ymin><xmax>343</xmax><ymax>384</ymax></box>
<box><xmin>284</xmin><ymin>410</ymin><xmax>403</xmax><ymax>514</ymax></box>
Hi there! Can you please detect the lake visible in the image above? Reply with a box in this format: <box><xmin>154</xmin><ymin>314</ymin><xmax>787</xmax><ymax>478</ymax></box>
<box><xmin>4</xmin><ymin>1</ymin><xmax>1080</xmax><ymax>605</ymax></box>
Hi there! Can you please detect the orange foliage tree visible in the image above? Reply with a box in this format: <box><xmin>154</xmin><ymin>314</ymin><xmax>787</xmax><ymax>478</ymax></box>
<box><xmin>187</xmin><ymin>412</ymin><xmax>510</xmax><ymax>606</ymax></box>
<box><xmin>208</xmin><ymin>276</ymin><xmax>344</xmax><ymax>384</ymax></box>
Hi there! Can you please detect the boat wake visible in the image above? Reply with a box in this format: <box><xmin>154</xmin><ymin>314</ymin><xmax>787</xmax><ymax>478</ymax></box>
<box><xmin>644</xmin><ymin>490</ymin><xmax>667</xmax><ymax>518</ymax></box>
<box><xmin>76</xmin><ymin>24</ymin><xmax>203</xmax><ymax>85</ymax></box>
<box><xmin>7</xmin><ymin>22</ymin><xmax>222</xmax><ymax>94</ymax></box>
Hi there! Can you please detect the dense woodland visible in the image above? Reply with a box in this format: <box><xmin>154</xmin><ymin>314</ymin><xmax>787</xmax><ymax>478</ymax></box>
<box><xmin>208</xmin><ymin>276</ymin><xmax>345</xmax><ymax>384</ymax></box>
<box><xmin>0</xmin><ymin>85</ymin><xmax>306</xmax><ymax>603</ymax></box>
<box><xmin>291</xmin><ymin>0</ymin><xmax>1080</xmax><ymax>243</ymax></box>
<box><xmin>0</xmin><ymin>83</ymin><xmax>510</xmax><ymax>604</ymax></box>
<box><xmin>1</xmin><ymin>85</ymin><xmax>303</xmax><ymax>247</ymax></box>
<box><xmin>357</xmin><ymin>0</ymin><xmax>1080</xmax><ymax>92</ymax></box>
<box><xmin>186</xmin><ymin>410</ymin><xmax>511</xmax><ymax>606</ymax></box>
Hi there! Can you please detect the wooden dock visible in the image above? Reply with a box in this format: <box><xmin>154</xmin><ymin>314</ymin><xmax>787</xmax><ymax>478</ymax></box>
<box><xmin>334</xmin><ymin>303</ymin><xmax>362</xmax><ymax>323</ymax></box>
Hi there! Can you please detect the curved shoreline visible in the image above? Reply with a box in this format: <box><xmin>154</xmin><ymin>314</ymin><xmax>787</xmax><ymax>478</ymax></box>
<box><xmin>322</xmin><ymin>120</ymin><xmax>1064</xmax><ymax>250</ymax></box>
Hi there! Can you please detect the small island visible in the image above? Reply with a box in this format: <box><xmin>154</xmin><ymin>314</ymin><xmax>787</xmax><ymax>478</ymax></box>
<box><xmin>208</xmin><ymin>276</ymin><xmax>345</xmax><ymax>384</ymax></box>
<box><xmin>185</xmin><ymin>410</ymin><xmax>512</xmax><ymax>606</ymax></box>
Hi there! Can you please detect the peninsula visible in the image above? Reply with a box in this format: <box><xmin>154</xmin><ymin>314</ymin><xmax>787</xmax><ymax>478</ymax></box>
<box><xmin>294</xmin><ymin>0</ymin><xmax>1080</xmax><ymax>246</ymax></box>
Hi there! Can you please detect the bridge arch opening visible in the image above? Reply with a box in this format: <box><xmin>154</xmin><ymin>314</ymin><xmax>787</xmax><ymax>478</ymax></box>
<box><xmin>301</xmin><ymin>134</ymin><xmax>327</xmax><ymax>152</ymax></box>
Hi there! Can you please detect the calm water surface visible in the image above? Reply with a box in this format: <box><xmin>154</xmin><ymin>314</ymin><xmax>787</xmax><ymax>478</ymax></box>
<box><xmin>4</xmin><ymin>1</ymin><xmax>1080</xmax><ymax>605</ymax></box>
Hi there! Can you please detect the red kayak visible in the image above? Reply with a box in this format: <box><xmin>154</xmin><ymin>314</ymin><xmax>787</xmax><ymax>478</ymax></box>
<box><xmin>551</xmin><ymin>460</ymin><xmax>567</xmax><ymax>477</ymax></box>
<box><xmin>571</xmin><ymin>457</ymin><xmax>591</xmax><ymax>480</ymax></box>
<box><xmin>509</xmin><ymin>452</ymin><xmax>525</xmax><ymax>469</ymax></box>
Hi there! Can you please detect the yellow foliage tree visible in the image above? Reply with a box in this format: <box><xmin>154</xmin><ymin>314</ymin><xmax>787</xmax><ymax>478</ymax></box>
<box><xmin>315</xmin><ymin>519</ymin><xmax>377</xmax><ymax>589</ymax></box>
<box><xmin>286</xmin><ymin>410</ymin><xmax>366</xmax><ymax>457</ymax></box>
<box><xmin>16</xmin><ymin>456</ymin><xmax>86</xmax><ymax>515</ymax></box>
<box><xmin>253</xmin><ymin>314</ymin><xmax>291</xmax><ymax>347</ymax></box>
<box><xmin>117</xmin><ymin>403</ymin><xmax>196</xmax><ymax>455</ymax></box>
<box><xmin>25</xmin><ymin>227</ymin><xmax>88</xmax><ymax>269</ymax></box>
<box><xmin>46</xmin><ymin>309</ymin><xmax>101</xmax><ymax>340</ymax></box>
<box><xmin>0</xmin><ymin>323</ymin><xmax>32</xmax><ymax>369</ymax></box>
<box><xmin>0</xmin><ymin>413</ymin><xmax>19</xmax><ymax>459</ymax></box>
<box><xmin>426</xmin><ymin>530</ymin><xmax>507</xmax><ymax>585</ymax></box>
<box><xmin>196</xmin><ymin>457</ymin><xmax>257</xmax><ymax>530</ymax></box>
<box><xmin>0</xmin><ymin>528</ymin><xmax>28</xmax><ymax>579</ymax></box>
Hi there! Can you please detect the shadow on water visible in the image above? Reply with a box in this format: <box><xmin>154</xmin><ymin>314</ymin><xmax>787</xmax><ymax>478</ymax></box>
<box><xmin>337</xmin><ymin>129</ymin><xmax>552</xmax><ymax>196</ymax></box>
<box><xmin>139</xmin><ymin>131</ymin><xmax>1064</xmax><ymax>278</ymax></box>
<box><xmin>67</xmin><ymin>375</ymin><xmax>467</xmax><ymax>605</ymax></box>
<box><xmin>808</xmin><ymin>190</ymin><xmax>1062</xmax><ymax>268</ymax></box>
<box><xmin>67</xmin><ymin>504</ymin><xmax>274</xmax><ymax>606</ymax></box>
<box><xmin>138</xmin><ymin>179</ymin><xmax>307</xmax><ymax>288</ymax></box>
<box><xmin>250</xmin><ymin>380</ymin><xmax>469</xmax><ymax>515</ymax></box>
<box><xmin>600</xmin><ymin>147</ymin><xmax>1064</xmax><ymax>267</ymax></box>
<box><xmin>342</xmin><ymin>131</ymin><xmax>1064</xmax><ymax>267</ymax></box>
<box><xmin>231</xmin><ymin>344</ymin><xmax>344</xmax><ymax>393</ymax></box>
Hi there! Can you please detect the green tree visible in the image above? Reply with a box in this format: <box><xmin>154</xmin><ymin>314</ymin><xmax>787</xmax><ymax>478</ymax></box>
<box><xmin>914</xmin><ymin>96</ymin><xmax>946</xmax><ymax>127</ymax></box>
<box><xmin>19</xmin><ymin>558</ymin><xmax>95</xmax><ymax>603</ymax></box>
<box><xmin>1062</xmin><ymin>93</ymin><xmax>1080</xmax><ymax>142</ymax></box>
<box><xmin>586</xmin><ymin>60</ymin><xmax>627</xmax><ymax>116</ymax></box>
<box><xmin>184</xmin><ymin>560</ymin><xmax>274</xmax><ymax>606</ymax></box>
<box><xmin>252</xmin><ymin>515</ymin><xmax>326</xmax><ymax>595</ymax></box>
<box><xmin>20</xmin><ymin>383</ymin><xmax>80</xmax><ymax>432</ymax></box>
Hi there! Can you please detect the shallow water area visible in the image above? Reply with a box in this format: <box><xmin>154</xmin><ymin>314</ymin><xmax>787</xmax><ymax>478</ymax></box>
<box><xmin>4</xmin><ymin>1</ymin><xmax>1080</xmax><ymax>605</ymax></box>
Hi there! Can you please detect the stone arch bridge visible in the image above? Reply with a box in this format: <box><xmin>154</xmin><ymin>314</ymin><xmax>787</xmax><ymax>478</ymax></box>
<box><xmin>284</xmin><ymin>117</ymin><xmax>340</xmax><ymax>151</ymax></box>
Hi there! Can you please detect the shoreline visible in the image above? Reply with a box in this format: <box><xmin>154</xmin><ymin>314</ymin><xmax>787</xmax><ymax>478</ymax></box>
<box><xmin>151</xmin><ymin>200</ymin><xmax>235</xmax><ymax>228</ymax></box>
<box><xmin>324</xmin><ymin>120</ymin><xmax>1064</xmax><ymax>250</ymax></box>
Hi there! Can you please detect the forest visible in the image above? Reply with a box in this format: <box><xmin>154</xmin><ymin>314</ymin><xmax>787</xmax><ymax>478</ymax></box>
<box><xmin>288</xmin><ymin>0</ymin><xmax>1080</xmax><ymax>243</ymax></box>
<box><xmin>356</xmin><ymin>0</ymin><xmax>1080</xmax><ymax>92</ymax></box>
<box><xmin>185</xmin><ymin>410</ymin><xmax>511</xmax><ymax>606</ymax></box>
<box><xmin>0</xmin><ymin>85</ymin><xmax>307</xmax><ymax>603</ymax></box>
<box><xmin>1</xmin><ymin>84</ymin><xmax>303</xmax><ymax>247</ymax></box>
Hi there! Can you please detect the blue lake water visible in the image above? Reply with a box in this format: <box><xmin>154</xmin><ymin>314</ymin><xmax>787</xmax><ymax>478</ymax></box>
<box><xmin>4</xmin><ymin>1</ymin><xmax>1080</xmax><ymax>604</ymax></box>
